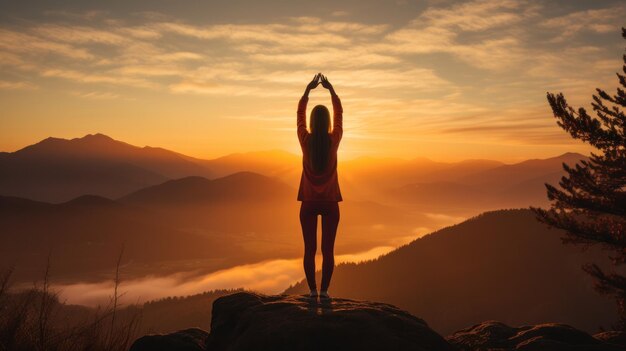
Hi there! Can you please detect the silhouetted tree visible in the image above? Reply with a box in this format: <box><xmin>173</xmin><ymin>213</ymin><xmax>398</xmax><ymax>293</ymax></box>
<box><xmin>532</xmin><ymin>28</ymin><xmax>626</xmax><ymax>329</ymax></box>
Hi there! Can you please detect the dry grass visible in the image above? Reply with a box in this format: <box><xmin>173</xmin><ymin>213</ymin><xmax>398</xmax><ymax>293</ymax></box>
<box><xmin>0</xmin><ymin>251</ymin><xmax>141</xmax><ymax>351</ymax></box>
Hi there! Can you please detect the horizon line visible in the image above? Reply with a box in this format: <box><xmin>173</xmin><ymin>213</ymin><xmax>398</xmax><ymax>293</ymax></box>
<box><xmin>2</xmin><ymin>132</ymin><xmax>589</xmax><ymax>164</ymax></box>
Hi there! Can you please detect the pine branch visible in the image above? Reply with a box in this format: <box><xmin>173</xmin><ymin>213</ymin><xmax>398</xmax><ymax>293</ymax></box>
<box><xmin>536</xmin><ymin>27</ymin><xmax>626</xmax><ymax>330</ymax></box>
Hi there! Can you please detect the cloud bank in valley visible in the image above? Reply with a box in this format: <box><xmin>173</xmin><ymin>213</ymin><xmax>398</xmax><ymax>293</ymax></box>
<box><xmin>48</xmin><ymin>245</ymin><xmax>396</xmax><ymax>306</ymax></box>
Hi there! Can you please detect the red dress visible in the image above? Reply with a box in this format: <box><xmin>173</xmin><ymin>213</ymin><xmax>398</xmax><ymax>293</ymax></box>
<box><xmin>296</xmin><ymin>94</ymin><xmax>343</xmax><ymax>202</ymax></box>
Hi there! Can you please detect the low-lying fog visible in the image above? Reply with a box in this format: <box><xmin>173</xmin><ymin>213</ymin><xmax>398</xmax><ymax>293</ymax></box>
<box><xmin>49</xmin><ymin>241</ymin><xmax>415</xmax><ymax>307</ymax></box>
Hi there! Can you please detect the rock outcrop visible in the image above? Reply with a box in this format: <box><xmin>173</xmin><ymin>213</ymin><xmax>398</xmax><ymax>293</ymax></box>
<box><xmin>130</xmin><ymin>328</ymin><xmax>209</xmax><ymax>351</ymax></box>
<box><xmin>595</xmin><ymin>330</ymin><xmax>626</xmax><ymax>346</ymax></box>
<box><xmin>131</xmin><ymin>292</ymin><xmax>453</xmax><ymax>351</ymax></box>
<box><xmin>130</xmin><ymin>293</ymin><xmax>626</xmax><ymax>351</ymax></box>
<box><xmin>207</xmin><ymin>292</ymin><xmax>454</xmax><ymax>351</ymax></box>
<box><xmin>447</xmin><ymin>320</ymin><xmax>625</xmax><ymax>351</ymax></box>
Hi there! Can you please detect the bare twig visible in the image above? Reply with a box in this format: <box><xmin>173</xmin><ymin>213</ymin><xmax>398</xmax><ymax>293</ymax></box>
<box><xmin>108</xmin><ymin>245</ymin><xmax>125</xmax><ymax>350</ymax></box>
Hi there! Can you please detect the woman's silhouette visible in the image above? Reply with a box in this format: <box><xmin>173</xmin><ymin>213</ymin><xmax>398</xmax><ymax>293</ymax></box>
<box><xmin>297</xmin><ymin>73</ymin><xmax>343</xmax><ymax>300</ymax></box>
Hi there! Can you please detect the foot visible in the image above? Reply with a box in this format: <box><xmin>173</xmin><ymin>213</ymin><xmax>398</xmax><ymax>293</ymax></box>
<box><xmin>319</xmin><ymin>290</ymin><xmax>331</xmax><ymax>300</ymax></box>
<box><xmin>308</xmin><ymin>290</ymin><xmax>319</xmax><ymax>299</ymax></box>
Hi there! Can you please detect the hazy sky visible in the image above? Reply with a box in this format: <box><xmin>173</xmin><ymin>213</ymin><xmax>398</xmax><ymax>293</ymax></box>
<box><xmin>1</xmin><ymin>0</ymin><xmax>624</xmax><ymax>161</ymax></box>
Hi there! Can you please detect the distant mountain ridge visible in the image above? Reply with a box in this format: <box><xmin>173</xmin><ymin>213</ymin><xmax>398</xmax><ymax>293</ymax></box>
<box><xmin>197</xmin><ymin>150</ymin><xmax>300</xmax><ymax>179</ymax></box>
<box><xmin>0</xmin><ymin>134</ymin><xmax>303</xmax><ymax>202</ymax></box>
<box><xmin>462</xmin><ymin>152</ymin><xmax>587</xmax><ymax>186</ymax></box>
<box><xmin>0</xmin><ymin>193</ymin><xmax>230</xmax><ymax>281</ymax></box>
<box><xmin>390</xmin><ymin>152</ymin><xmax>588</xmax><ymax>212</ymax></box>
<box><xmin>0</xmin><ymin>134</ymin><xmax>203</xmax><ymax>202</ymax></box>
<box><xmin>0</xmin><ymin>133</ymin><xmax>588</xmax><ymax>212</ymax></box>
<box><xmin>119</xmin><ymin>172</ymin><xmax>294</xmax><ymax>205</ymax></box>
<box><xmin>12</xmin><ymin>133</ymin><xmax>209</xmax><ymax>178</ymax></box>
<box><xmin>0</xmin><ymin>169</ymin><xmax>429</xmax><ymax>282</ymax></box>
<box><xmin>0</xmin><ymin>171</ymin><xmax>303</xmax><ymax>282</ymax></box>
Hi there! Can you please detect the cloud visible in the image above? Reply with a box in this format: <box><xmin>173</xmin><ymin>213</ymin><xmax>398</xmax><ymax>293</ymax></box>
<box><xmin>118</xmin><ymin>26</ymin><xmax>163</xmax><ymax>40</ymax></box>
<box><xmin>0</xmin><ymin>29</ymin><xmax>93</xmax><ymax>60</ymax></box>
<box><xmin>453</xmin><ymin>37</ymin><xmax>526</xmax><ymax>70</ymax></box>
<box><xmin>249</xmin><ymin>50</ymin><xmax>399</xmax><ymax>67</ymax></box>
<box><xmin>42</xmin><ymin>10</ymin><xmax>108</xmax><ymax>21</ymax></box>
<box><xmin>41</xmin><ymin>68</ymin><xmax>156</xmax><ymax>88</ymax></box>
<box><xmin>0</xmin><ymin>80</ymin><xmax>37</xmax><ymax>90</ymax></box>
<box><xmin>32</xmin><ymin>24</ymin><xmax>131</xmax><ymax>45</ymax></box>
<box><xmin>417</xmin><ymin>0</ymin><xmax>535</xmax><ymax>32</ymax></box>
<box><xmin>384</xmin><ymin>26</ymin><xmax>455</xmax><ymax>53</ymax></box>
<box><xmin>326</xmin><ymin>68</ymin><xmax>453</xmax><ymax>90</ymax></box>
<box><xmin>295</xmin><ymin>20</ymin><xmax>388</xmax><ymax>35</ymax></box>
<box><xmin>70</xmin><ymin>91</ymin><xmax>121</xmax><ymax>99</ymax></box>
<box><xmin>381</xmin><ymin>0</ymin><xmax>539</xmax><ymax>70</ymax></box>
<box><xmin>169</xmin><ymin>80</ymin><xmax>294</xmax><ymax>97</ymax></box>
<box><xmin>0</xmin><ymin>14</ymin><xmax>399</xmax><ymax>94</ymax></box>
<box><xmin>331</xmin><ymin>10</ymin><xmax>349</xmax><ymax>17</ymax></box>
<box><xmin>0</xmin><ymin>1</ymin><xmax>623</xmax><ymax>150</ymax></box>
<box><xmin>155</xmin><ymin>21</ymin><xmax>354</xmax><ymax>46</ymax></box>
<box><xmin>542</xmin><ymin>6</ymin><xmax>625</xmax><ymax>41</ymax></box>
<box><xmin>48</xmin><ymin>245</ymin><xmax>396</xmax><ymax>306</ymax></box>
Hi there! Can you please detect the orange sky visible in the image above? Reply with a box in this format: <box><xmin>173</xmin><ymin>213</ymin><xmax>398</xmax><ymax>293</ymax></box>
<box><xmin>1</xmin><ymin>0</ymin><xmax>624</xmax><ymax>162</ymax></box>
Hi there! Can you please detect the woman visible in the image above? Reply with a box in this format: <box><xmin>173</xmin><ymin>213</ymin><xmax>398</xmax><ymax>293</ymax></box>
<box><xmin>297</xmin><ymin>73</ymin><xmax>343</xmax><ymax>300</ymax></box>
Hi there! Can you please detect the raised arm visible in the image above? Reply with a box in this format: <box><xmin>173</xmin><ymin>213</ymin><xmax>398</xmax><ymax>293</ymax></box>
<box><xmin>320</xmin><ymin>74</ymin><xmax>342</xmax><ymax>141</ymax></box>
<box><xmin>298</xmin><ymin>74</ymin><xmax>320</xmax><ymax>145</ymax></box>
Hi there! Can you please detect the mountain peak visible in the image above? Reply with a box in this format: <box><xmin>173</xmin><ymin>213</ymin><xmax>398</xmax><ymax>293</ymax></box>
<box><xmin>15</xmin><ymin>133</ymin><xmax>125</xmax><ymax>155</ymax></box>
<box><xmin>555</xmin><ymin>151</ymin><xmax>586</xmax><ymax>160</ymax></box>
<box><xmin>523</xmin><ymin>152</ymin><xmax>586</xmax><ymax>164</ymax></box>
<box><xmin>38</xmin><ymin>133</ymin><xmax>115</xmax><ymax>144</ymax></box>
<box><xmin>30</xmin><ymin>136</ymin><xmax>65</xmax><ymax>148</ymax></box>
<box><xmin>77</xmin><ymin>133</ymin><xmax>114</xmax><ymax>141</ymax></box>
<box><xmin>220</xmin><ymin>171</ymin><xmax>269</xmax><ymax>181</ymax></box>
<box><xmin>41</xmin><ymin>136</ymin><xmax>63</xmax><ymax>142</ymax></box>
<box><xmin>73</xmin><ymin>133</ymin><xmax>132</xmax><ymax>148</ymax></box>
<box><xmin>169</xmin><ymin>176</ymin><xmax>212</xmax><ymax>186</ymax></box>
<box><xmin>62</xmin><ymin>194</ymin><xmax>118</xmax><ymax>207</ymax></box>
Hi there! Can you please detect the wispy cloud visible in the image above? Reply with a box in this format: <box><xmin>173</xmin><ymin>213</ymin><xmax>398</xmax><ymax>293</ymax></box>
<box><xmin>48</xmin><ymin>245</ymin><xmax>397</xmax><ymax>306</ymax></box>
<box><xmin>70</xmin><ymin>90</ymin><xmax>122</xmax><ymax>99</ymax></box>
<box><xmin>41</xmin><ymin>68</ymin><xmax>156</xmax><ymax>88</ymax></box>
<box><xmin>381</xmin><ymin>0</ymin><xmax>540</xmax><ymax>71</ymax></box>
<box><xmin>32</xmin><ymin>24</ymin><xmax>131</xmax><ymax>45</ymax></box>
<box><xmin>542</xmin><ymin>6</ymin><xmax>625</xmax><ymax>42</ymax></box>
<box><xmin>0</xmin><ymin>80</ymin><xmax>37</xmax><ymax>90</ymax></box>
<box><xmin>331</xmin><ymin>10</ymin><xmax>349</xmax><ymax>18</ymax></box>
<box><xmin>419</xmin><ymin>0</ymin><xmax>536</xmax><ymax>32</ymax></box>
<box><xmin>0</xmin><ymin>29</ymin><xmax>94</xmax><ymax>60</ymax></box>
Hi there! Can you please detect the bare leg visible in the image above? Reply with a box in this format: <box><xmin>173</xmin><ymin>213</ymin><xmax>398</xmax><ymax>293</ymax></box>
<box><xmin>320</xmin><ymin>202</ymin><xmax>339</xmax><ymax>292</ymax></box>
<box><xmin>299</xmin><ymin>202</ymin><xmax>318</xmax><ymax>291</ymax></box>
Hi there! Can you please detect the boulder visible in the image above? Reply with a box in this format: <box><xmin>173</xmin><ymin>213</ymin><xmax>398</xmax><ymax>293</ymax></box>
<box><xmin>130</xmin><ymin>293</ymin><xmax>626</xmax><ymax>351</ymax></box>
<box><xmin>595</xmin><ymin>331</ymin><xmax>626</xmax><ymax>347</ymax></box>
<box><xmin>447</xmin><ymin>321</ymin><xmax>624</xmax><ymax>351</ymax></box>
<box><xmin>130</xmin><ymin>328</ymin><xmax>209</xmax><ymax>351</ymax></box>
<box><xmin>205</xmin><ymin>292</ymin><xmax>454</xmax><ymax>351</ymax></box>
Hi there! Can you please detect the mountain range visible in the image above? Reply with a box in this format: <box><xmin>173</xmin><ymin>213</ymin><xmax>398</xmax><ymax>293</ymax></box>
<box><xmin>0</xmin><ymin>170</ymin><xmax>426</xmax><ymax>282</ymax></box>
<box><xmin>0</xmin><ymin>134</ymin><xmax>586</xmax><ymax>215</ymax></box>
<box><xmin>0</xmin><ymin>134</ymin><xmax>615</xmax><ymax>341</ymax></box>
<box><xmin>0</xmin><ymin>134</ymin><xmax>597</xmax><ymax>300</ymax></box>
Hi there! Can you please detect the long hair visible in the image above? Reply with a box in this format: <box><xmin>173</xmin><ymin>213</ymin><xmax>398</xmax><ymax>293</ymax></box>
<box><xmin>308</xmin><ymin>105</ymin><xmax>331</xmax><ymax>173</ymax></box>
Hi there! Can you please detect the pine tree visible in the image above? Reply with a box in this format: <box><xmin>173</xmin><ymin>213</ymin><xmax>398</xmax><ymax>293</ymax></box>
<box><xmin>532</xmin><ymin>28</ymin><xmax>626</xmax><ymax>329</ymax></box>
